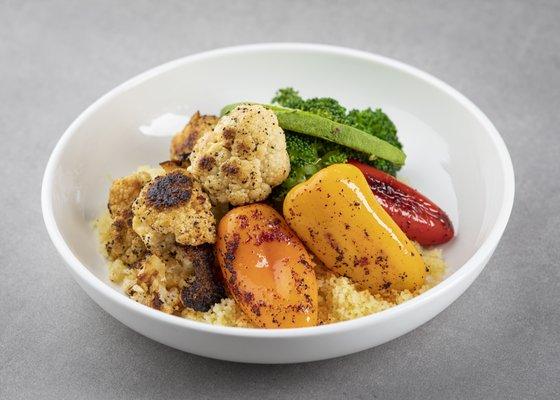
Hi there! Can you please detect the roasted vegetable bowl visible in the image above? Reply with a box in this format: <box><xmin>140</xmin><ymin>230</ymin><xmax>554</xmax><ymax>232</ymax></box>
<box><xmin>95</xmin><ymin>90</ymin><xmax>453</xmax><ymax>329</ymax></box>
<box><xmin>42</xmin><ymin>44</ymin><xmax>514</xmax><ymax>363</ymax></box>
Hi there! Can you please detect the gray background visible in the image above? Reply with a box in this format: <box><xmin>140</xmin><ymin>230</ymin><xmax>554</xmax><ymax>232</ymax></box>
<box><xmin>1</xmin><ymin>0</ymin><xmax>559</xmax><ymax>399</ymax></box>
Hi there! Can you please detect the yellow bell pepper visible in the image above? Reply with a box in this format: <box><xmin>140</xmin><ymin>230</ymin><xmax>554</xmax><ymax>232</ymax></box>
<box><xmin>283</xmin><ymin>164</ymin><xmax>425</xmax><ymax>294</ymax></box>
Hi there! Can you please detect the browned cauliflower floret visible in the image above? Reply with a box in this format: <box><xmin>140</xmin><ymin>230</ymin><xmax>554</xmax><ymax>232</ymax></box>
<box><xmin>128</xmin><ymin>253</ymin><xmax>185</xmax><ymax>314</ymax></box>
<box><xmin>188</xmin><ymin>104</ymin><xmax>290</xmax><ymax>205</ymax></box>
<box><xmin>106</xmin><ymin>210</ymin><xmax>147</xmax><ymax>266</ymax></box>
<box><xmin>132</xmin><ymin>170</ymin><xmax>216</xmax><ymax>254</ymax></box>
<box><xmin>105</xmin><ymin>172</ymin><xmax>152</xmax><ymax>265</ymax></box>
<box><xmin>179</xmin><ymin>244</ymin><xmax>225</xmax><ymax>312</ymax></box>
<box><xmin>108</xmin><ymin>171</ymin><xmax>151</xmax><ymax>217</ymax></box>
<box><xmin>126</xmin><ymin>244</ymin><xmax>225</xmax><ymax>313</ymax></box>
<box><xmin>170</xmin><ymin>112</ymin><xmax>219</xmax><ymax>163</ymax></box>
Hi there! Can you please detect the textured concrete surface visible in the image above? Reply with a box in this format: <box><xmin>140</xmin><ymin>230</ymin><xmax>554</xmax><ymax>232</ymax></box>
<box><xmin>1</xmin><ymin>0</ymin><xmax>559</xmax><ymax>399</ymax></box>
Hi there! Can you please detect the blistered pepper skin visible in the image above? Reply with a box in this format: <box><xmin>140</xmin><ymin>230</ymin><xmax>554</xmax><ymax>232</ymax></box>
<box><xmin>348</xmin><ymin>160</ymin><xmax>454</xmax><ymax>246</ymax></box>
<box><xmin>283</xmin><ymin>164</ymin><xmax>425</xmax><ymax>294</ymax></box>
<box><xmin>216</xmin><ymin>204</ymin><xmax>318</xmax><ymax>328</ymax></box>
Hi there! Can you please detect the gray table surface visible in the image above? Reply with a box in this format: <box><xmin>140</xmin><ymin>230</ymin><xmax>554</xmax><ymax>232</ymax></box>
<box><xmin>1</xmin><ymin>0</ymin><xmax>559</xmax><ymax>399</ymax></box>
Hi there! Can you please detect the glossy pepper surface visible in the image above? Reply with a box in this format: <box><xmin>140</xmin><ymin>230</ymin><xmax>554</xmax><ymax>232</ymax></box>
<box><xmin>283</xmin><ymin>164</ymin><xmax>425</xmax><ymax>294</ymax></box>
<box><xmin>216</xmin><ymin>204</ymin><xmax>318</xmax><ymax>328</ymax></box>
<box><xmin>348</xmin><ymin>160</ymin><xmax>454</xmax><ymax>246</ymax></box>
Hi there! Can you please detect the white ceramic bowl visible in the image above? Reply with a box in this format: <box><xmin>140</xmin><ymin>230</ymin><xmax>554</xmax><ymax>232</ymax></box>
<box><xmin>42</xmin><ymin>43</ymin><xmax>514</xmax><ymax>363</ymax></box>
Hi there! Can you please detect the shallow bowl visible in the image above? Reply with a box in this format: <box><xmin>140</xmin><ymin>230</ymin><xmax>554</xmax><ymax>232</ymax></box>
<box><xmin>42</xmin><ymin>43</ymin><xmax>514</xmax><ymax>363</ymax></box>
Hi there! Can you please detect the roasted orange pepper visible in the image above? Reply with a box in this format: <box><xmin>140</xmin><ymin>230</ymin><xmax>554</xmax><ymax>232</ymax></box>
<box><xmin>216</xmin><ymin>204</ymin><xmax>318</xmax><ymax>328</ymax></box>
<box><xmin>283</xmin><ymin>164</ymin><xmax>425</xmax><ymax>294</ymax></box>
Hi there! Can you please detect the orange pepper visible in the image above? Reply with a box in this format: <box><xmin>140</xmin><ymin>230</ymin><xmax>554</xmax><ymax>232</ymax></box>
<box><xmin>216</xmin><ymin>204</ymin><xmax>318</xmax><ymax>328</ymax></box>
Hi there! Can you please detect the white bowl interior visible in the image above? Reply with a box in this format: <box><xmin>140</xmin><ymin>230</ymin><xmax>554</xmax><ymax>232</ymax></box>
<box><xmin>47</xmin><ymin>46</ymin><xmax>508</xmax><ymax>301</ymax></box>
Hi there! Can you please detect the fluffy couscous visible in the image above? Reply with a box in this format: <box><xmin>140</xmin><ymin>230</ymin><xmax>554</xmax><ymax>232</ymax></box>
<box><xmin>95</xmin><ymin>200</ymin><xmax>445</xmax><ymax>328</ymax></box>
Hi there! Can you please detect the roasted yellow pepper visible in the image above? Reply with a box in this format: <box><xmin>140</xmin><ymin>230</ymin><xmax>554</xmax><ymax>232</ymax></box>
<box><xmin>283</xmin><ymin>164</ymin><xmax>425</xmax><ymax>294</ymax></box>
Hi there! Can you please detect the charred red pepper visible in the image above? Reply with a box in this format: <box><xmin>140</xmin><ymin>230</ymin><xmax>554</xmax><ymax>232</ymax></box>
<box><xmin>348</xmin><ymin>160</ymin><xmax>454</xmax><ymax>246</ymax></box>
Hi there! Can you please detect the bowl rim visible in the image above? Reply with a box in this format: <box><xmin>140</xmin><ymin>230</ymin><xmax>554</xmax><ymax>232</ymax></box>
<box><xmin>41</xmin><ymin>43</ymin><xmax>515</xmax><ymax>338</ymax></box>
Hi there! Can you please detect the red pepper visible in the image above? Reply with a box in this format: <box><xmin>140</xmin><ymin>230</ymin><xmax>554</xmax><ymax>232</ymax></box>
<box><xmin>348</xmin><ymin>160</ymin><xmax>454</xmax><ymax>246</ymax></box>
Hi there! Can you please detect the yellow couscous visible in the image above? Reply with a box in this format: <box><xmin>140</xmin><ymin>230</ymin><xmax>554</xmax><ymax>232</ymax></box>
<box><xmin>95</xmin><ymin>210</ymin><xmax>445</xmax><ymax>328</ymax></box>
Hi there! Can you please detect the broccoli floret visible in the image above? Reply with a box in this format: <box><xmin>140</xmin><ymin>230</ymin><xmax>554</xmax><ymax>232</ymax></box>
<box><xmin>271</xmin><ymin>88</ymin><xmax>304</xmax><ymax>109</ymax></box>
<box><xmin>270</xmin><ymin>88</ymin><xmax>404</xmax><ymax>202</ymax></box>
<box><xmin>272</xmin><ymin>88</ymin><xmax>347</xmax><ymax>123</ymax></box>
<box><xmin>271</xmin><ymin>132</ymin><xmax>348</xmax><ymax>204</ymax></box>
<box><xmin>346</xmin><ymin>108</ymin><xmax>400</xmax><ymax>148</ymax></box>
<box><xmin>285</xmin><ymin>131</ymin><xmax>318</xmax><ymax>169</ymax></box>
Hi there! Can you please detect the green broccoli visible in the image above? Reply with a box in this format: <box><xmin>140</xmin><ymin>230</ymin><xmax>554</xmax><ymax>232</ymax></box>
<box><xmin>270</xmin><ymin>88</ymin><xmax>404</xmax><ymax>203</ymax></box>
<box><xmin>270</xmin><ymin>132</ymin><xmax>348</xmax><ymax>204</ymax></box>
<box><xmin>272</xmin><ymin>88</ymin><xmax>347</xmax><ymax>123</ymax></box>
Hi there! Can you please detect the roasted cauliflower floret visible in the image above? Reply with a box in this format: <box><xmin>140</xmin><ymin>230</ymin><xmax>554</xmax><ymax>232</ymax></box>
<box><xmin>188</xmin><ymin>104</ymin><xmax>290</xmax><ymax>205</ymax></box>
<box><xmin>170</xmin><ymin>112</ymin><xmax>219</xmax><ymax>163</ymax></box>
<box><xmin>127</xmin><ymin>253</ymin><xmax>185</xmax><ymax>314</ymax></box>
<box><xmin>179</xmin><ymin>244</ymin><xmax>225</xmax><ymax>312</ymax></box>
<box><xmin>123</xmin><ymin>244</ymin><xmax>225</xmax><ymax>313</ymax></box>
<box><xmin>105</xmin><ymin>171</ymin><xmax>151</xmax><ymax>265</ymax></box>
<box><xmin>108</xmin><ymin>171</ymin><xmax>151</xmax><ymax>217</ymax></box>
<box><xmin>132</xmin><ymin>170</ymin><xmax>216</xmax><ymax>254</ymax></box>
<box><xmin>106</xmin><ymin>210</ymin><xmax>147</xmax><ymax>266</ymax></box>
